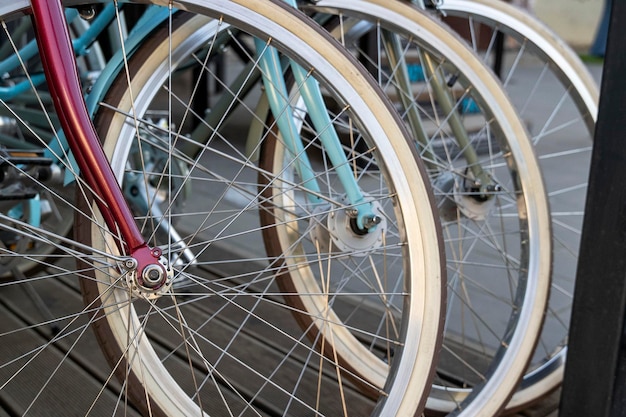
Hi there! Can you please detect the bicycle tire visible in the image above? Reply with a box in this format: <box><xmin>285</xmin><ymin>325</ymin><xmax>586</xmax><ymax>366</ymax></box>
<box><xmin>0</xmin><ymin>9</ymin><xmax>106</xmax><ymax>280</ymax></box>
<box><xmin>74</xmin><ymin>3</ymin><xmax>445</xmax><ymax>416</ymax></box>
<box><xmin>259</xmin><ymin>1</ymin><xmax>551</xmax><ymax>415</ymax></box>
<box><xmin>433</xmin><ymin>0</ymin><xmax>597</xmax><ymax>411</ymax></box>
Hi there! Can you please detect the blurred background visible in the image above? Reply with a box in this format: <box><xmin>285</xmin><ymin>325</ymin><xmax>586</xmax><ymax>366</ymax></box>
<box><xmin>531</xmin><ymin>0</ymin><xmax>605</xmax><ymax>52</ymax></box>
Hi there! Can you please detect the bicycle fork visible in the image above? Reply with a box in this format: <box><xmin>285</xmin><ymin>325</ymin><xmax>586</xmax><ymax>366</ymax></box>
<box><xmin>31</xmin><ymin>0</ymin><xmax>170</xmax><ymax>289</ymax></box>
<box><xmin>254</xmin><ymin>39</ymin><xmax>382</xmax><ymax>232</ymax></box>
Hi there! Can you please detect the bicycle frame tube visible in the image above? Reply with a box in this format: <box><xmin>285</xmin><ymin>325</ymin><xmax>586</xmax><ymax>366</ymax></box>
<box><xmin>31</xmin><ymin>0</ymin><xmax>151</xmax><ymax>259</ymax></box>
<box><xmin>49</xmin><ymin>5</ymin><xmax>171</xmax><ymax>185</ymax></box>
<box><xmin>418</xmin><ymin>50</ymin><xmax>493</xmax><ymax>188</ymax></box>
<box><xmin>381</xmin><ymin>28</ymin><xmax>490</xmax><ymax>185</ymax></box>
<box><xmin>0</xmin><ymin>7</ymin><xmax>113</xmax><ymax>101</ymax></box>
<box><xmin>254</xmin><ymin>38</ymin><xmax>323</xmax><ymax>204</ymax></box>
<box><xmin>254</xmin><ymin>0</ymin><xmax>379</xmax><ymax>229</ymax></box>
<box><xmin>256</xmin><ymin>38</ymin><xmax>382</xmax><ymax>229</ymax></box>
<box><xmin>379</xmin><ymin>28</ymin><xmax>437</xmax><ymax>167</ymax></box>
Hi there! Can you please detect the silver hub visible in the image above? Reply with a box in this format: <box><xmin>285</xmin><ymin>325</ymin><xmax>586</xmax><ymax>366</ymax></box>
<box><xmin>124</xmin><ymin>256</ymin><xmax>174</xmax><ymax>299</ymax></box>
<box><xmin>433</xmin><ymin>171</ymin><xmax>497</xmax><ymax>222</ymax></box>
<box><xmin>310</xmin><ymin>197</ymin><xmax>387</xmax><ymax>257</ymax></box>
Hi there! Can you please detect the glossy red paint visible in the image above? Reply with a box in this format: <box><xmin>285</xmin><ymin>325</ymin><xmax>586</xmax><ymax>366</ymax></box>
<box><xmin>30</xmin><ymin>1</ymin><xmax>158</xmax><ymax>264</ymax></box>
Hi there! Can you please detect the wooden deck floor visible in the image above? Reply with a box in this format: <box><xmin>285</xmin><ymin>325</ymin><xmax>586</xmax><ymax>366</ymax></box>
<box><xmin>0</xmin><ymin>260</ymin><xmax>560</xmax><ymax>417</ymax></box>
<box><xmin>0</xmin><ymin>132</ymin><xmax>564</xmax><ymax>417</ymax></box>
<box><xmin>0</xmin><ymin>255</ymin><xmax>381</xmax><ymax>416</ymax></box>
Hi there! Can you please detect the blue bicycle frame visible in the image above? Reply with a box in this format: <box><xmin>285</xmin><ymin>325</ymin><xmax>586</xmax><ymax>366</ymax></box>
<box><xmin>1</xmin><ymin>1</ymin><xmax>380</xmax><ymax>231</ymax></box>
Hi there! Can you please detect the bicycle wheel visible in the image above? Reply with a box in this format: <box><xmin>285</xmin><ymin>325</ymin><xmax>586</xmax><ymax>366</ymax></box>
<box><xmin>0</xmin><ymin>9</ymin><xmax>104</xmax><ymax>280</ymax></box>
<box><xmin>431</xmin><ymin>0</ymin><xmax>597</xmax><ymax>410</ymax></box>
<box><xmin>72</xmin><ymin>2</ymin><xmax>444</xmax><ymax>416</ymax></box>
<box><xmin>257</xmin><ymin>1</ymin><xmax>551</xmax><ymax>415</ymax></box>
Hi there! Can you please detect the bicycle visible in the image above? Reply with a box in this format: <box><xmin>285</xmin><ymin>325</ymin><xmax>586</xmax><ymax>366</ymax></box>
<box><xmin>92</xmin><ymin>2</ymin><xmax>554</xmax><ymax>414</ymax></box>
<box><xmin>1</xmin><ymin>0</ymin><xmax>564</xmax><ymax>412</ymax></box>
<box><xmin>295</xmin><ymin>1</ymin><xmax>596</xmax><ymax>413</ymax></box>
<box><xmin>281</xmin><ymin>1</ymin><xmax>552</xmax><ymax>414</ymax></box>
<box><xmin>0</xmin><ymin>1</ymin><xmax>446</xmax><ymax>416</ymax></box>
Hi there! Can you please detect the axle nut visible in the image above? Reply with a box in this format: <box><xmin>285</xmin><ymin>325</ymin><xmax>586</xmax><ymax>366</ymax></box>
<box><xmin>142</xmin><ymin>264</ymin><xmax>164</xmax><ymax>288</ymax></box>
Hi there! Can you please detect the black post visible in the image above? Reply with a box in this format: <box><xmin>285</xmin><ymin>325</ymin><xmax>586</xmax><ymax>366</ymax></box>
<box><xmin>492</xmin><ymin>31</ymin><xmax>504</xmax><ymax>79</ymax></box>
<box><xmin>560</xmin><ymin>0</ymin><xmax>626</xmax><ymax>416</ymax></box>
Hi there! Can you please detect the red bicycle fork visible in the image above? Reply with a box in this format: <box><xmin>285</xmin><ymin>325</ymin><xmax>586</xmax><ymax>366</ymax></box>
<box><xmin>30</xmin><ymin>0</ymin><xmax>168</xmax><ymax>286</ymax></box>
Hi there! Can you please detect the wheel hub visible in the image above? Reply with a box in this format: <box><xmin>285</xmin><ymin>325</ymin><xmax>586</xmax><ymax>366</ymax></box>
<box><xmin>124</xmin><ymin>255</ymin><xmax>174</xmax><ymax>299</ymax></box>
<box><xmin>433</xmin><ymin>171</ymin><xmax>498</xmax><ymax>222</ymax></box>
<box><xmin>310</xmin><ymin>197</ymin><xmax>387</xmax><ymax>257</ymax></box>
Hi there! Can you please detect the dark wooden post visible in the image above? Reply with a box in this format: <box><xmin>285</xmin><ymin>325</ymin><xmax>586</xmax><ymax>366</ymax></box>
<box><xmin>560</xmin><ymin>0</ymin><xmax>626</xmax><ymax>415</ymax></box>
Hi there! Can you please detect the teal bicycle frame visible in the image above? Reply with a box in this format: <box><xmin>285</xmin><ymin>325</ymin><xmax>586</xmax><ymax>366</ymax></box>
<box><xmin>11</xmin><ymin>2</ymin><xmax>380</xmax><ymax>232</ymax></box>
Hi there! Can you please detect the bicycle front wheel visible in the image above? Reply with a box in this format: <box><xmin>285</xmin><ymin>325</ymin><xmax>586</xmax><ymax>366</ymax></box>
<box><xmin>77</xmin><ymin>2</ymin><xmax>444</xmax><ymax>416</ymax></box>
<box><xmin>0</xmin><ymin>8</ymin><xmax>106</xmax><ymax>280</ymax></box>
<box><xmin>292</xmin><ymin>1</ymin><xmax>552</xmax><ymax>415</ymax></box>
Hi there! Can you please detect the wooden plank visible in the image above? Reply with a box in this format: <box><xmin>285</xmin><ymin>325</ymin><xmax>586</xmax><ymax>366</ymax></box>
<box><xmin>0</xmin><ymin>299</ymin><xmax>140</xmax><ymax>416</ymax></box>
<box><xmin>139</xmin><ymin>270</ymin><xmax>377</xmax><ymax>416</ymax></box>
<box><xmin>519</xmin><ymin>389</ymin><xmax>560</xmax><ymax>417</ymax></box>
<box><xmin>2</xmin><ymin>270</ymin><xmax>129</xmax><ymax>394</ymax></box>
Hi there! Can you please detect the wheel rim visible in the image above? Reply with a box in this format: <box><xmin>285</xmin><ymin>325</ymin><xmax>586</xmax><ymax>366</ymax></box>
<box><xmin>307</xmin><ymin>1</ymin><xmax>552</xmax><ymax>414</ymax></box>
<box><xmin>438</xmin><ymin>0</ymin><xmax>596</xmax><ymax>408</ymax></box>
<box><xmin>84</xmin><ymin>6</ymin><xmax>443</xmax><ymax>416</ymax></box>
